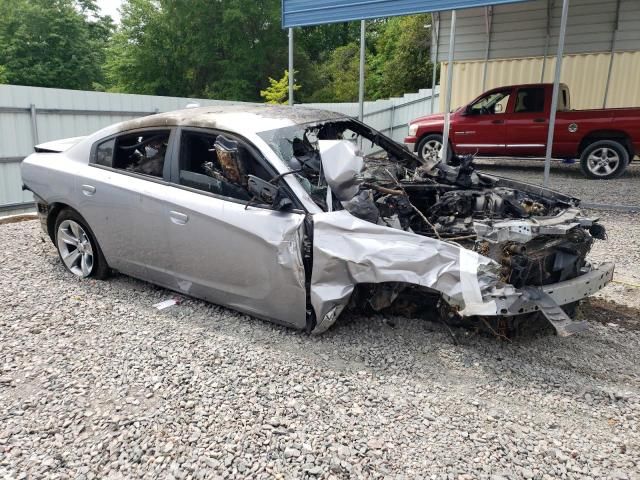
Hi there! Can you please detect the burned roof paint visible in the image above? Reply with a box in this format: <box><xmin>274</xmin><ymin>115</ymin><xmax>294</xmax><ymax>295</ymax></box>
<box><xmin>114</xmin><ymin>104</ymin><xmax>348</xmax><ymax>135</ymax></box>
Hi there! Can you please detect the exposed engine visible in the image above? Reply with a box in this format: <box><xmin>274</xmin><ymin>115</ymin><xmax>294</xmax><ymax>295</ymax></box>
<box><xmin>279</xmin><ymin>119</ymin><xmax>605</xmax><ymax>292</ymax></box>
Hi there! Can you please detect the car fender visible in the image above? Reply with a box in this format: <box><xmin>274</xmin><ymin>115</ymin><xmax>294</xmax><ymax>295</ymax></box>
<box><xmin>310</xmin><ymin>210</ymin><xmax>502</xmax><ymax>333</ymax></box>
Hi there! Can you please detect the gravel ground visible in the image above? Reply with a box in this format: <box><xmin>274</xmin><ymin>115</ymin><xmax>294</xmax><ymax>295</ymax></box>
<box><xmin>587</xmin><ymin>211</ymin><xmax>640</xmax><ymax>309</ymax></box>
<box><xmin>475</xmin><ymin>159</ymin><xmax>640</xmax><ymax>208</ymax></box>
<box><xmin>1</xmin><ymin>220</ymin><xmax>639</xmax><ymax>480</ymax></box>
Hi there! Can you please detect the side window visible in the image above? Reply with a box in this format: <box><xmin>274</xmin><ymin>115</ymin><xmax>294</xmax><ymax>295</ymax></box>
<box><xmin>177</xmin><ymin>130</ymin><xmax>273</xmax><ymax>202</ymax></box>
<box><xmin>469</xmin><ymin>91</ymin><xmax>510</xmax><ymax>115</ymax></box>
<box><xmin>107</xmin><ymin>130</ymin><xmax>170</xmax><ymax>178</ymax></box>
<box><xmin>514</xmin><ymin>87</ymin><xmax>545</xmax><ymax>113</ymax></box>
<box><xmin>95</xmin><ymin>138</ymin><xmax>115</xmax><ymax>167</ymax></box>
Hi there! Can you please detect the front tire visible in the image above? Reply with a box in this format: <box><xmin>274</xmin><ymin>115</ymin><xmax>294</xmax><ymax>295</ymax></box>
<box><xmin>580</xmin><ymin>139</ymin><xmax>629</xmax><ymax>179</ymax></box>
<box><xmin>417</xmin><ymin>134</ymin><xmax>453</xmax><ymax>163</ymax></box>
<box><xmin>54</xmin><ymin>209</ymin><xmax>110</xmax><ymax>279</ymax></box>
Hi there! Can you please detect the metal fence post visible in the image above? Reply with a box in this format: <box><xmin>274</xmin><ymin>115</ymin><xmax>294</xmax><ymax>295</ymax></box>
<box><xmin>29</xmin><ymin>104</ymin><xmax>39</xmax><ymax>146</ymax></box>
<box><xmin>389</xmin><ymin>103</ymin><xmax>396</xmax><ymax>139</ymax></box>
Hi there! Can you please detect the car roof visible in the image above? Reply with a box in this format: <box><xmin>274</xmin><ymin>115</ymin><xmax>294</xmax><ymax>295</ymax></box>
<box><xmin>113</xmin><ymin>103</ymin><xmax>349</xmax><ymax>135</ymax></box>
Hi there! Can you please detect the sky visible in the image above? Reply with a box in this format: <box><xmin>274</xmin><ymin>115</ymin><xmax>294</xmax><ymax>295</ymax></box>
<box><xmin>96</xmin><ymin>0</ymin><xmax>123</xmax><ymax>23</ymax></box>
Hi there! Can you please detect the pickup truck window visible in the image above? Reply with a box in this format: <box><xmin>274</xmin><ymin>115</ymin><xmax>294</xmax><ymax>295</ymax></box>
<box><xmin>515</xmin><ymin>87</ymin><xmax>545</xmax><ymax>113</ymax></box>
<box><xmin>469</xmin><ymin>91</ymin><xmax>510</xmax><ymax>115</ymax></box>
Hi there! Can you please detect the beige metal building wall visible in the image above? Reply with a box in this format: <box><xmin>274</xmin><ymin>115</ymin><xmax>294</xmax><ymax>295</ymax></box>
<box><xmin>439</xmin><ymin>51</ymin><xmax>640</xmax><ymax>111</ymax></box>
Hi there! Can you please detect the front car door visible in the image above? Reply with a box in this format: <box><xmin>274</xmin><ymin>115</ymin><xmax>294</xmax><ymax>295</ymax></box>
<box><xmin>161</xmin><ymin>127</ymin><xmax>308</xmax><ymax>329</ymax></box>
<box><xmin>452</xmin><ymin>89</ymin><xmax>512</xmax><ymax>156</ymax></box>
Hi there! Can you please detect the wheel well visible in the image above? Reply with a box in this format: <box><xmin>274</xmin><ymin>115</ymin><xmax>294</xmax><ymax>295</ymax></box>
<box><xmin>46</xmin><ymin>202</ymin><xmax>70</xmax><ymax>242</ymax></box>
<box><xmin>417</xmin><ymin>131</ymin><xmax>453</xmax><ymax>152</ymax></box>
<box><xmin>578</xmin><ymin>131</ymin><xmax>634</xmax><ymax>158</ymax></box>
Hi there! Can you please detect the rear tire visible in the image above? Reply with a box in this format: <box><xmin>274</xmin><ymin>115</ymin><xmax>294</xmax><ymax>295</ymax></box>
<box><xmin>54</xmin><ymin>209</ymin><xmax>110</xmax><ymax>279</ymax></box>
<box><xmin>417</xmin><ymin>134</ymin><xmax>453</xmax><ymax>163</ymax></box>
<box><xmin>580</xmin><ymin>139</ymin><xmax>629</xmax><ymax>179</ymax></box>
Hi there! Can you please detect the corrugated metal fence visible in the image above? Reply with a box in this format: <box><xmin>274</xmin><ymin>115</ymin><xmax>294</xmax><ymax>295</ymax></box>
<box><xmin>0</xmin><ymin>84</ymin><xmax>438</xmax><ymax>214</ymax></box>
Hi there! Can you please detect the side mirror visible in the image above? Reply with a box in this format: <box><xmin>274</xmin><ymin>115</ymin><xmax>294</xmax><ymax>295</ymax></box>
<box><xmin>494</xmin><ymin>103</ymin><xmax>503</xmax><ymax>113</ymax></box>
<box><xmin>247</xmin><ymin>175</ymin><xmax>293</xmax><ymax>211</ymax></box>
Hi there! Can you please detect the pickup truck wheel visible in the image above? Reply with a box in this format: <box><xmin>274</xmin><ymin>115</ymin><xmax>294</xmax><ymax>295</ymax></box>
<box><xmin>417</xmin><ymin>134</ymin><xmax>453</xmax><ymax>163</ymax></box>
<box><xmin>580</xmin><ymin>140</ymin><xmax>629</xmax><ymax>179</ymax></box>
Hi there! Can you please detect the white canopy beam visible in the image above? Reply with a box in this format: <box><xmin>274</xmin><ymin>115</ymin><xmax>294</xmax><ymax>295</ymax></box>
<box><xmin>358</xmin><ymin>20</ymin><xmax>366</xmax><ymax>121</ymax></box>
<box><xmin>288</xmin><ymin>28</ymin><xmax>294</xmax><ymax>105</ymax></box>
<box><xmin>441</xmin><ymin>9</ymin><xmax>457</xmax><ymax>162</ymax></box>
<box><xmin>543</xmin><ymin>0</ymin><xmax>569</xmax><ymax>187</ymax></box>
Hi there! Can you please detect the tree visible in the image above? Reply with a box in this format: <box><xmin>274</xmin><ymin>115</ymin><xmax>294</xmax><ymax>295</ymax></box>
<box><xmin>370</xmin><ymin>14</ymin><xmax>435</xmax><ymax>99</ymax></box>
<box><xmin>0</xmin><ymin>65</ymin><xmax>8</xmax><ymax>84</ymax></box>
<box><xmin>260</xmin><ymin>70</ymin><xmax>300</xmax><ymax>104</ymax></box>
<box><xmin>0</xmin><ymin>0</ymin><xmax>113</xmax><ymax>90</ymax></box>
<box><xmin>105</xmin><ymin>0</ymin><xmax>289</xmax><ymax>101</ymax></box>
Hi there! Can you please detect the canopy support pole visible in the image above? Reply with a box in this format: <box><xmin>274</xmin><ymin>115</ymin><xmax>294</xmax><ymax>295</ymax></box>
<box><xmin>358</xmin><ymin>20</ymin><xmax>366</xmax><ymax>121</ymax></box>
<box><xmin>603</xmin><ymin>0</ymin><xmax>621</xmax><ymax>108</ymax></box>
<box><xmin>430</xmin><ymin>13</ymin><xmax>440</xmax><ymax>113</ymax></box>
<box><xmin>441</xmin><ymin>10</ymin><xmax>456</xmax><ymax>162</ymax></box>
<box><xmin>541</xmin><ymin>0</ymin><xmax>552</xmax><ymax>81</ymax></box>
<box><xmin>543</xmin><ymin>0</ymin><xmax>569</xmax><ymax>187</ymax></box>
<box><xmin>482</xmin><ymin>6</ymin><xmax>493</xmax><ymax>91</ymax></box>
<box><xmin>288</xmin><ymin>28</ymin><xmax>294</xmax><ymax>105</ymax></box>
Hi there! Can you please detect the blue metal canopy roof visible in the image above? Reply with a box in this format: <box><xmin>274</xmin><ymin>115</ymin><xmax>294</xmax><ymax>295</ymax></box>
<box><xmin>283</xmin><ymin>0</ymin><xmax>532</xmax><ymax>28</ymax></box>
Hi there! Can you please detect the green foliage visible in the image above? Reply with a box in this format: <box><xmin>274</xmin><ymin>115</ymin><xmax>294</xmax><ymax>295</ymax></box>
<box><xmin>260</xmin><ymin>70</ymin><xmax>300</xmax><ymax>104</ymax></box>
<box><xmin>105</xmin><ymin>0</ymin><xmax>289</xmax><ymax>101</ymax></box>
<box><xmin>0</xmin><ymin>0</ymin><xmax>436</xmax><ymax>102</ymax></box>
<box><xmin>370</xmin><ymin>14</ymin><xmax>436</xmax><ymax>99</ymax></box>
<box><xmin>0</xmin><ymin>0</ymin><xmax>113</xmax><ymax>90</ymax></box>
<box><xmin>303</xmin><ymin>15</ymin><xmax>436</xmax><ymax>102</ymax></box>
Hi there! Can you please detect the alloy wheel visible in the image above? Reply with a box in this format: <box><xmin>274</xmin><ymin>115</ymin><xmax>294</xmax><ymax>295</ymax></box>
<box><xmin>56</xmin><ymin>219</ymin><xmax>94</xmax><ymax>277</ymax></box>
<box><xmin>586</xmin><ymin>147</ymin><xmax>620</xmax><ymax>177</ymax></box>
<box><xmin>421</xmin><ymin>139</ymin><xmax>443</xmax><ymax>161</ymax></box>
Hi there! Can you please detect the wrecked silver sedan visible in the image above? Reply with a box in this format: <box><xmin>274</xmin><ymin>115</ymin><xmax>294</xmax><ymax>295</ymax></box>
<box><xmin>21</xmin><ymin>105</ymin><xmax>613</xmax><ymax>336</ymax></box>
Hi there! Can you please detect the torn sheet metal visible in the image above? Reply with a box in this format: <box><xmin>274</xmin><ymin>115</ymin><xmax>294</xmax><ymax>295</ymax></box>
<box><xmin>310</xmin><ymin>210</ymin><xmax>502</xmax><ymax>333</ymax></box>
<box><xmin>318</xmin><ymin>140</ymin><xmax>363</xmax><ymax>201</ymax></box>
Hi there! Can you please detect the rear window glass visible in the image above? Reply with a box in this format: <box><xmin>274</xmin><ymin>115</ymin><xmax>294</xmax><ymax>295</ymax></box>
<box><xmin>95</xmin><ymin>138</ymin><xmax>115</xmax><ymax>167</ymax></box>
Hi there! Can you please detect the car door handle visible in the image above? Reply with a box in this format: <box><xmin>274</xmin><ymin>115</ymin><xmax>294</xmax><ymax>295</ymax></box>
<box><xmin>169</xmin><ymin>211</ymin><xmax>189</xmax><ymax>225</ymax></box>
<box><xmin>491</xmin><ymin>119</ymin><xmax>504</xmax><ymax>124</ymax></box>
<box><xmin>533</xmin><ymin>118</ymin><xmax>547</xmax><ymax>123</ymax></box>
<box><xmin>81</xmin><ymin>184</ymin><xmax>96</xmax><ymax>196</ymax></box>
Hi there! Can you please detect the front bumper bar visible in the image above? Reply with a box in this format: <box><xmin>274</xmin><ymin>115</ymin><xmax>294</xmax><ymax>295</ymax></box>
<box><xmin>494</xmin><ymin>262</ymin><xmax>615</xmax><ymax>336</ymax></box>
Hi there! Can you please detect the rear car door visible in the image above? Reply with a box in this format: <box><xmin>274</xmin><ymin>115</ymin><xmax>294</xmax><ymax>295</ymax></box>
<box><xmin>79</xmin><ymin>128</ymin><xmax>175</xmax><ymax>282</ymax></box>
<box><xmin>452</xmin><ymin>89</ymin><xmax>511</xmax><ymax>156</ymax></box>
<box><xmin>503</xmin><ymin>86</ymin><xmax>548</xmax><ymax>156</ymax></box>
<box><xmin>162</xmin><ymin>128</ymin><xmax>308</xmax><ymax>328</ymax></box>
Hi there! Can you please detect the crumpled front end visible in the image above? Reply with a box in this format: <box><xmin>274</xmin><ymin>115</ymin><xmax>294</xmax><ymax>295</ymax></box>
<box><xmin>310</xmin><ymin>210</ymin><xmax>613</xmax><ymax>336</ymax></box>
<box><xmin>256</xmin><ymin>118</ymin><xmax>613</xmax><ymax>337</ymax></box>
<box><xmin>310</xmin><ymin>210</ymin><xmax>502</xmax><ymax>333</ymax></box>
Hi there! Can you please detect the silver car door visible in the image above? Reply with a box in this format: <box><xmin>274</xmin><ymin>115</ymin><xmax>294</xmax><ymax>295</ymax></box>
<box><xmin>161</xmin><ymin>189</ymin><xmax>308</xmax><ymax>328</ymax></box>
<box><xmin>77</xmin><ymin>129</ymin><xmax>174</xmax><ymax>282</ymax></box>
<box><xmin>160</xmin><ymin>128</ymin><xmax>308</xmax><ymax>328</ymax></box>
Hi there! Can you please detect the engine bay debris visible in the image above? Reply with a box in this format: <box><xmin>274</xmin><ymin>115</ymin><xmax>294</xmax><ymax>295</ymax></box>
<box><xmin>257</xmin><ymin>118</ymin><xmax>612</xmax><ymax>337</ymax></box>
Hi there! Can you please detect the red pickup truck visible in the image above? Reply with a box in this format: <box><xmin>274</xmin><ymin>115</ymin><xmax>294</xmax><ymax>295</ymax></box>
<box><xmin>404</xmin><ymin>83</ymin><xmax>640</xmax><ymax>179</ymax></box>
